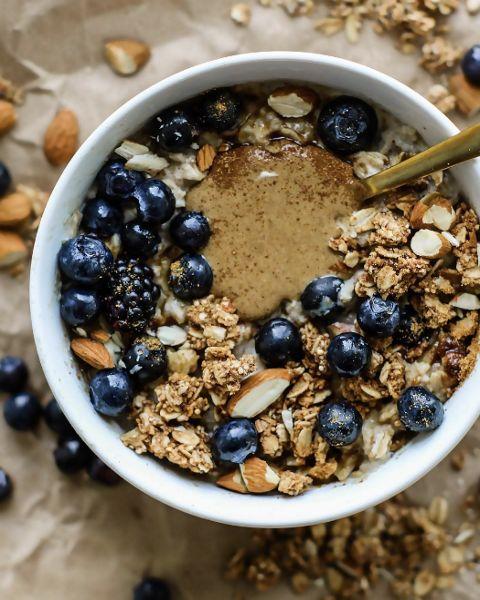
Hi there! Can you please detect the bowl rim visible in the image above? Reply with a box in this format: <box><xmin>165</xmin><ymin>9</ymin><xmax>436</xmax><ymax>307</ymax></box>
<box><xmin>30</xmin><ymin>51</ymin><xmax>480</xmax><ymax>528</ymax></box>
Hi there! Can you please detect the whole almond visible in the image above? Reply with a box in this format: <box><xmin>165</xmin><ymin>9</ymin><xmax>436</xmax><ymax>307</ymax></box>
<box><xmin>410</xmin><ymin>194</ymin><xmax>456</xmax><ymax>231</ymax></box>
<box><xmin>44</xmin><ymin>109</ymin><xmax>79</xmax><ymax>166</ymax></box>
<box><xmin>104</xmin><ymin>40</ymin><xmax>151</xmax><ymax>76</ymax></box>
<box><xmin>196</xmin><ymin>144</ymin><xmax>216</xmax><ymax>172</ymax></box>
<box><xmin>90</xmin><ymin>328</ymin><xmax>111</xmax><ymax>343</ymax></box>
<box><xmin>0</xmin><ymin>192</ymin><xmax>31</xmax><ymax>227</ymax></box>
<box><xmin>240</xmin><ymin>457</ymin><xmax>280</xmax><ymax>493</ymax></box>
<box><xmin>410</xmin><ymin>229</ymin><xmax>452</xmax><ymax>259</ymax></box>
<box><xmin>71</xmin><ymin>338</ymin><xmax>114</xmax><ymax>370</ymax></box>
<box><xmin>0</xmin><ymin>100</ymin><xmax>16</xmax><ymax>135</ymax></box>
<box><xmin>0</xmin><ymin>230</ymin><xmax>28</xmax><ymax>268</ymax></box>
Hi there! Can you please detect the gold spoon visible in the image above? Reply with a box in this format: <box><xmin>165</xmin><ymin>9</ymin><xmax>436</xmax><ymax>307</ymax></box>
<box><xmin>359</xmin><ymin>122</ymin><xmax>480</xmax><ymax>199</ymax></box>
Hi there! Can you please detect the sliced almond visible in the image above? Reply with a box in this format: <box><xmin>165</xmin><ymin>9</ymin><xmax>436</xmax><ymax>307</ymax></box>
<box><xmin>216</xmin><ymin>469</ymin><xmax>248</xmax><ymax>493</ymax></box>
<box><xmin>450</xmin><ymin>73</ymin><xmax>480</xmax><ymax>118</ymax></box>
<box><xmin>125</xmin><ymin>153</ymin><xmax>168</xmax><ymax>175</ymax></box>
<box><xmin>196</xmin><ymin>144</ymin><xmax>216</xmax><ymax>172</ymax></box>
<box><xmin>0</xmin><ymin>100</ymin><xmax>16</xmax><ymax>135</ymax></box>
<box><xmin>410</xmin><ymin>194</ymin><xmax>456</xmax><ymax>231</ymax></box>
<box><xmin>227</xmin><ymin>369</ymin><xmax>291</xmax><ymax>418</ymax></box>
<box><xmin>240</xmin><ymin>457</ymin><xmax>280</xmax><ymax>493</ymax></box>
<box><xmin>43</xmin><ymin>109</ymin><xmax>79</xmax><ymax>166</ymax></box>
<box><xmin>104</xmin><ymin>39</ymin><xmax>150</xmax><ymax>76</ymax></box>
<box><xmin>0</xmin><ymin>231</ymin><xmax>28</xmax><ymax>268</ymax></box>
<box><xmin>157</xmin><ymin>325</ymin><xmax>187</xmax><ymax>346</ymax></box>
<box><xmin>114</xmin><ymin>140</ymin><xmax>149</xmax><ymax>160</ymax></box>
<box><xmin>450</xmin><ymin>293</ymin><xmax>480</xmax><ymax>310</ymax></box>
<box><xmin>267</xmin><ymin>85</ymin><xmax>317</xmax><ymax>118</ymax></box>
<box><xmin>0</xmin><ymin>192</ymin><xmax>31</xmax><ymax>226</ymax></box>
<box><xmin>71</xmin><ymin>338</ymin><xmax>114</xmax><ymax>369</ymax></box>
<box><xmin>410</xmin><ymin>229</ymin><xmax>452</xmax><ymax>259</ymax></box>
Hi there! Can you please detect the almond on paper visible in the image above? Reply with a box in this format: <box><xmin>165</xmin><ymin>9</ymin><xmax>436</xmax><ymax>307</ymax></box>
<box><xmin>267</xmin><ymin>85</ymin><xmax>317</xmax><ymax>118</ymax></box>
<box><xmin>227</xmin><ymin>368</ymin><xmax>291</xmax><ymax>418</ymax></box>
<box><xmin>104</xmin><ymin>39</ymin><xmax>151</xmax><ymax>76</ymax></box>
<box><xmin>410</xmin><ymin>194</ymin><xmax>456</xmax><ymax>231</ymax></box>
<box><xmin>43</xmin><ymin>109</ymin><xmax>79</xmax><ymax>166</ymax></box>
<box><xmin>0</xmin><ymin>192</ymin><xmax>31</xmax><ymax>226</ymax></box>
<box><xmin>0</xmin><ymin>100</ymin><xmax>16</xmax><ymax>135</ymax></box>
<box><xmin>70</xmin><ymin>338</ymin><xmax>114</xmax><ymax>370</ymax></box>
<box><xmin>240</xmin><ymin>457</ymin><xmax>280</xmax><ymax>493</ymax></box>
<box><xmin>216</xmin><ymin>469</ymin><xmax>248</xmax><ymax>493</ymax></box>
<box><xmin>0</xmin><ymin>231</ymin><xmax>28</xmax><ymax>268</ymax></box>
<box><xmin>410</xmin><ymin>229</ymin><xmax>452</xmax><ymax>259</ymax></box>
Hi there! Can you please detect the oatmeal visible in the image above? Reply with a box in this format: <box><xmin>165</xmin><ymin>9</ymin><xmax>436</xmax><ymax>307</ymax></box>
<box><xmin>57</xmin><ymin>82</ymin><xmax>480</xmax><ymax>496</ymax></box>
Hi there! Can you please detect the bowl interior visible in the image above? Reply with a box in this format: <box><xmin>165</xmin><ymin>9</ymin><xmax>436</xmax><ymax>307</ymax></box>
<box><xmin>30</xmin><ymin>52</ymin><xmax>480</xmax><ymax>528</ymax></box>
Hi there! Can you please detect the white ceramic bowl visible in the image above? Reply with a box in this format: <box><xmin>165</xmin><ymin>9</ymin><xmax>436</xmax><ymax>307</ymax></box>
<box><xmin>30</xmin><ymin>52</ymin><xmax>480</xmax><ymax>528</ymax></box>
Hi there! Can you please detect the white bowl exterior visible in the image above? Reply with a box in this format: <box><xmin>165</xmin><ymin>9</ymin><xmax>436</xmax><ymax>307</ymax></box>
<box><xmin>30</xmin><ymin>52</ymin><xmax>480</xmax><ymax>528</ymax></box>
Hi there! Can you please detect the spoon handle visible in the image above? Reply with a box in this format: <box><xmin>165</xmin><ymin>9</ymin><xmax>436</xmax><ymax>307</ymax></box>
<box><xmin>362</xmin><ymin>123</ymin><xmax>480</xmax><ymax>199</ymax></box>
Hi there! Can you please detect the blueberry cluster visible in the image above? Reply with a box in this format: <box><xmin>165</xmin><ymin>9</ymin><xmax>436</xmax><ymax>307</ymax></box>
<box><xmin>0</xmin><ymin>356</ymin><xmax>120</xmax><ymax>488</ymax></box>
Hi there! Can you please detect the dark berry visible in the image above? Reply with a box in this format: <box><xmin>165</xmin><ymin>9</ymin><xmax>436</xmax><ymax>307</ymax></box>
<box><xmin>58</xmin><ymin>234</ymin><xmax>113</xmax><ymax>285</ymax></box>
<box><xmin>123</xmin><ymin>336</ymin><xmax>168</xmax><ymax>385</ymax></box>
<box><xmin>97</xmin><ymin>161</ymin><xmax>145</xmax><ymax>202</ymax></box>
<box><xmin>0</xmin><ymin>161</ymin><xmax>11</xmax><ymax>196</ymax></box>
<box><xmin>213</xmin><ymin>419</ymin><xmax>258</xmax><ymax>464</ymax></box>
<box><xmin>134</xmin><ymin>577</ymin><xmax>171</xmax><ymax>600</ymax></box>
<box><xmin>0</xmin><ymin>356</ymin><xmax>28</xmax><ymax>393</ymax></box>
<box><xmin>394</xmin><ymin>305</ymin><xmax>425</xmax><ymax>347</ymax></box>
<box><xmin>168</xmin><ymin>253</ymin><xmax>213</xmax><ymax>300</ymax></box>
<box><xmin>81</xmin><ymin>197</ymin><xmax>123</xmax><ymax>238</ymax></box>
<box><xmin>102</xmin><ymin>257</ymin><xmax>160</xmax><ymax>333</ymax></box>
<box><xmin>150</xmin><ymin>107</ymin><xmax>197</xmax><ymax>153</ymax></box>
<box><xmin>54</xmin><ymin>436</ymin><xmax>91</xmax><ymax>474</ymax></box>
<box><xmin>317</xmin><ymin>401</ymin><xmax>363</xmax><ymax>447</ymax></box>
<box><xmin>196</xmin><ymin>89</ymin><xmax>242</xmax><ymax>132</ymax></box>
<box><xmin>300</xmin><ymin>276</ymin><xmax>344</xmax><ymax>322</ymax></box>
<box><xmin>357</xmin><ymin>294</ymin><xmax>400</xmax><ymax>338</ymax></box>
<box><xmin>87</xmin><ymin>457</ymin><xmax>121</xmax><ymax>486</ymax></box>
<box><xmin>89</xmin><ymin>368</ymin><xmax>134</xmax><ymax>417</ymax></box>
<box><xmin>327</xmin><ymin>332</ymin><xmax>371</xmax><ymax>377</ymax></box>
<box><xmin>317</xmin><ymin>95</ymin><xmax>378</xmax><ymax>155</ymax></box>
<box><xmin>133</xmin><ymin>179</ymin><xmax>176</xmax><ymax>225</ymax></box>
<box><xmin>4</xmin><ymin>392</ymin><xmax>42</xmax><ymax>431</ymax></box>
<box><xmin>255</xmin><ymin>317</ymin><xmax>303</xmax><ymax>367</ymax></box>
<box><xmin>169</xmin><ymin>211</ymin><xmax>211</xmax><ymax>252</ymax></box>
<box><xmin>60</xmin><ymin>286</ymin><xmax>100</xmax><ymax>326</ymax></box>
<box><xmin>462</xmin><ymin>45</ymin><xmax>480</xmax><ymax>87</ymax></box>
<box><xmin>44</xmin><ymin>398</ymin><xmax>74</xmax><ymax>437</ymax></box>
<box><xmin>397</xmin><ymin>386</ymin><xmax>444</xmax><ymax>433</ymax></box>
<box><xmin>121</xmin><ymin>220</ymin><xmax>161</xmax><ymax>258</ymax></box>
<box><xmin>0</xmin><ymin>468</ymin><xmax>12</xmax><ymax>502</ymax></box>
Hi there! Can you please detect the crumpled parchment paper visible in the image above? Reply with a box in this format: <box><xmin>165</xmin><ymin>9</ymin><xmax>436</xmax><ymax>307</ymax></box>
<box><xmin>1</xmin><ymin>1</ymin><xmax>480</xmax><ymax>598</ymax></box>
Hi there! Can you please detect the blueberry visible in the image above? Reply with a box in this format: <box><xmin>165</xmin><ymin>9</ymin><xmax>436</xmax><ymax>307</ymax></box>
<box><xmin>54</xmin><ymin>436</ymin><xmax>91</xmax><ymax>474</ymax></box>
<box><xmin>0</xmin><ymin>468</ymin><xmax>12</xmax><ymax>502</ymax></box>
<box><xmin>317</xmin><ymin>95</ymin><xmax>378</xmax><ymax>155</ymax></box>
<box><xmin>300</xmin><ymin>276</ymin><xmax>344</xmax><ymax>322</ymax></box>
<box><xmin>4</xmin><ymin>392</ymin><xmax>42</xmax><ymax>431</ymax></box>
<box><xmin>169</xmin><ymin>210</ymin><xmax>211</xmax><ymax>252</ymax></box>
<box><xmin>60</xmin><ymin>286</ymin><xmax>100</xmax><ymax>326</ymax></box>
<box><xmin>394</xmin><ymin>306</ymin><xmax>425</xmax><ymax>348</ymax></box>
<box><xmin>97</xmin><ymin>161</ymin><xmax>145</xmax><ymax>202</ymax></box>
<box><xmin>462</xmin><ymin>45</ymin><xmax>480</xmax><ymax>87</ymax></box>
<box><xmin>150</xmin><ymin>107</ymin><xmax>197</xmax><ymax>153</ymax></box>
<box><xmin>397</xmin><ymin>386</ymin><xmax>444</xmax><ymax>433</ymax></box>
<box><xmin>123</xmin><ymin>336</ymin><xmax>168</xmax><ymax>385</ymax></box>
<box><xmin>134</xmin><ymin>577</ymin><xmax>171</xmax><ymax>600</ymax></box>
<box><xmin>168</xmin><ymin>253</ymin><xmax>213</xmax><ymax>300</ymax></box>
<box><xmin>317</xmin><ymin>401</ymin><xmax>363</xmax><ymax>447</ymax></box>
<box><xmin>357</xmin><ymin>294</ymin><xmax>400</xmax><ymax>338</ymax></box>
<box><xmin>44</xmin><ymin>398</ymin><xmax>74</xmax><ymax>437</ymax></box>
<box><xmin>121</xmin><ymin>220</ymin><xmax>161</xmax><ymax>258</ymax></box>
<box><xmin>196</xmin><ymin>89</ymin><xmax>242</xmax><ymax>132</ymax></box>
<box><xmin>89</xmin><ymin>368</ymin><xmax>134</xmax><ymax>417</ymax></box>
<box><xmin>87</xmin><ymin>457</ymin><xmax>121</xmax><ymax>486</ymax></box>
<box><xmin>58</xmin><ymin>234</ymin><xmax>113</xmax><ymax>285</ymax></box>
<box><xmin>133</xmin><ymin>179</ymin><xmax>176</xmax><ymax>225</ymax></box>
<box><xmin>81</xmin><ymin>197</ymin><xmax>123</xmax><ymax>238</ymax></box>
<box><xmin>255</xmin><ymin>317</ymin><xmax>303</xmax><ymax>367</ymax></box>
<box><xmin>0</xmin><ymin>356</ymin><xmax>28</xmax><ymax>393</ymax></box>
<box><xmin>213</xmin><ymin>419</ymin><xmax>258</xmax><ymax>464</ymax></box>
<box><xmin>0</xmin><ymin>161</ymin><xmax>11</xmax><ymax>196</ymax></box>
<box><xmin>327</xmin><ymin>332</ymin><xmax>371</xmax><ymax>377</ymax></box>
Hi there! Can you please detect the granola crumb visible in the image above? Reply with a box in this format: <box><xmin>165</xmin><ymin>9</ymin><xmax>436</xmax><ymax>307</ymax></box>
<box><xmin>278</xmin><ymin>470</ymin><xmax>312</xmax><ymax>495</ymax></box>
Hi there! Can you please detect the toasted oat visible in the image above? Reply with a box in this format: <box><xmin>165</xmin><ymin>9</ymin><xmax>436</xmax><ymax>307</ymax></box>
<box><xmin>300</xmin><ymin>322</ymin><xmax>330</xmax><ymax>377</ymax></box>
<box><xmin>202</xmin><ymin>346</ymin><xmax>256</xmax><ymax>404</ymax></box>
<box><xmin>153</xmin><ymin>373</ymin><xmax>209</xmax><ymax>422</ymax></box>
<box><xmin>278</xmin><ymin>470</ymin><xmax>312</xmax><ymax>495</ymax></box>
<box><xmin>186</xmin><ymin>295</ymin><xmax>241</xmax><ymax>350</ymax></box>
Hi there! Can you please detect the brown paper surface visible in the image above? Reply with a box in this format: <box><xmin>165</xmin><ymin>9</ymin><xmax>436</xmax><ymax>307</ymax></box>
<box><xmin>1</xmin><ymin>1</ymin><xmax>480</xmax><ymax>598</ymax></box>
